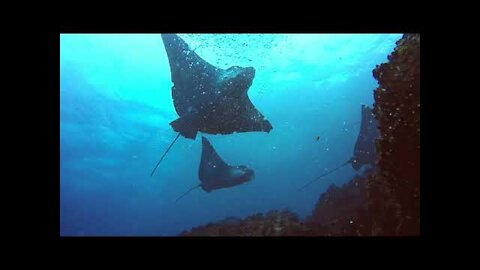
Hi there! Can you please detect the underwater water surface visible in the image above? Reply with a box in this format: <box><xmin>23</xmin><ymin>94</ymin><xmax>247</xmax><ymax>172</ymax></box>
<box><xmin>60</xmin><ymin>33</ymin><xmax>402</xmax><ymax>236</ymax></box>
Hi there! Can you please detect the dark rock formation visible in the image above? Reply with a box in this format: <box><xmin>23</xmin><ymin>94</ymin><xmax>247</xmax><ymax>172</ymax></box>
<box><xmin>306</xmin><ymin>169</ymin><xmax>372</xmax><ymax>236</ymax></box>
<box><xmin>180</xmin><ymin>210</ymin><xmax>311</xmax><ymax>236</ymax></box>
<box><xmin>178</xmin><ymin>34</ymin><xmax>420</xmax><ymax>237</ymax></box>
<box><xmin>368</xmin><ymin>33</ymin><xmax>420</xmax><ymax>235</ymax></box>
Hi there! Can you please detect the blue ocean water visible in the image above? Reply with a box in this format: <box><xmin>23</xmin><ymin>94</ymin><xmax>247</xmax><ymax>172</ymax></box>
<box><xmin>60</xmin><ymin>34</ymin><xmax>402</xmax><ymax>236</ymax></box>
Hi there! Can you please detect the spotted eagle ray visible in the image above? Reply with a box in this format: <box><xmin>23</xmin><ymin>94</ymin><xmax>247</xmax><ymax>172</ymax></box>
<box><xmin>298</xmin><ymin>105</ymin><xmax>379</xmax><ymax>191</ymax></box>
<box><xmin>151</xmin><ymin>34</ymin><xmax>272</xmax><ymax>176</ymax></box>
<box><xmin>175</xmin><ymin>136</ymin><xmax>255</xmax><ymax>202</ymax></box>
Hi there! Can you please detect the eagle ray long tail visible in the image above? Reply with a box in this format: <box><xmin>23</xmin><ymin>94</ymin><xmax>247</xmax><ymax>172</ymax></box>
<box><xmin>297</xmin><ymin>159</ymin><xmax>352</xmax><ymax>191</ymax></box>
<box><xmin>175</xmin><ymin>184</ymin><xmax>201</xmax><ymax>202</ymax></box>
<box><xmin>150</xmin><ymin>133</ymin><xmax>181</xmax><ymax>177</ymax></box>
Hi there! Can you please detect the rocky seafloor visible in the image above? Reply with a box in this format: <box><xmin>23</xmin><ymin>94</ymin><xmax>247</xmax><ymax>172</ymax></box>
<box><xmin>180</xmin><ymin>34</ymin><xmax>420</xmax><ymax>237</ymax></box>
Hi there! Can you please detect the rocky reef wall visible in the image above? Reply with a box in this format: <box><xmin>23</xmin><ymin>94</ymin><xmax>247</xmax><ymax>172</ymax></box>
<box><xmin>368</xmin><ymin>33</ymin><xmax>420</xmax><ymax>235</ymax></box>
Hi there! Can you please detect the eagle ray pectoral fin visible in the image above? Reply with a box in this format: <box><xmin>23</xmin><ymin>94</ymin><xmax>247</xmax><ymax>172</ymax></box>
<box><xmin>170</xmin><ymin>114</ymin><xmax>200</xmax><ymax>139</ymax></box>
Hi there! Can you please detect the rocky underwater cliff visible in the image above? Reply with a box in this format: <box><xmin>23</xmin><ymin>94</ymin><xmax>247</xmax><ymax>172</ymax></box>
<box><xmin>180</xmin><ymin>34</ymin><xmax>420</xmax><ymax>237</ymax></box>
